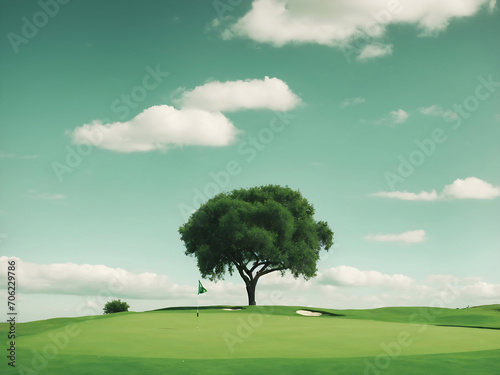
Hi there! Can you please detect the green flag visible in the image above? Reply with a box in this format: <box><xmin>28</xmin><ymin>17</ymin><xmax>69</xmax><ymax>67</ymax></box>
<box><xmin>198</xmin><ymin>280</ymin><xmax>207</xmax><ymax>295</ymax></box>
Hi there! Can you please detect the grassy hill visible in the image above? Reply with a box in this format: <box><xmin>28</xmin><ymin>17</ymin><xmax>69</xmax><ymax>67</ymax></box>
<box><xmin>1</xmin><ymin>305</ymin><xmax>499</xmax><ymax>374</ymax></box>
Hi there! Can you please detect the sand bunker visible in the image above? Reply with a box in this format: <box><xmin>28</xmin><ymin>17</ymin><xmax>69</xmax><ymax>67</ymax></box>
<box><xmin>296</xmin><ymin>310</ymin><xmax>322</xmax><ymax>317</ymax></box>
<box><xmin>222</xmin><ymin>308</ymin><xmax>242</xmax><ymax>311</ymax></box>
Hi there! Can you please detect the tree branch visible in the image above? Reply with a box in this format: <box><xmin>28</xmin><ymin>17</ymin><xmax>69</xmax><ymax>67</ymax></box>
<box><xmin>234</xmin><ymin>263</ymin><xmax>250</xmax><ymax>285</ymax></box>
<box><xmin>234</xmin><ymin>258</ymin><xmax>253</xmax><ymax>281</ymax></box>
<box><xmin>249</xmin><ymin>261</ymin><xmax>267</xmax><ymax>274</ymax></box>
<box><xmin>257</xmin><ymin>266</ymin><xmax>286</xmax><ymax>278</ymax></box>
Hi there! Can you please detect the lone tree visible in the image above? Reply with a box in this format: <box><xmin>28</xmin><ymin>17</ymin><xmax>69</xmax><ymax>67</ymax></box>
<box><xmin>103</xmin><ymin>299</ymin><xmax>130</xmax><ymax>314</ymax></box>
<box><xmin>179</xmin><ymin>185</ymin><xmax>333</xmax><ymax>305</ymax></box>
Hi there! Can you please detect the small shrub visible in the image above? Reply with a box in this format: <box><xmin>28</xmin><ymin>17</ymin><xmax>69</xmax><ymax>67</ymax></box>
<box><xmin>103</xmin><ymin>299</ymin><xmax>130</xmax><ymax>314</ymax></box>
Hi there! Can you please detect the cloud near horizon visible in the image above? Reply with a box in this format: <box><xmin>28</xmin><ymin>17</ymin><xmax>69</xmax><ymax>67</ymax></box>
<box><xmin>2</xmin><ymin>258</ymin><xmax>499</xmax><ymax>319</ymax></box>
<box><xmin>373</xmin><ymin>177</ymin><xmax>500</xmax><ymax>201</ymax></box>
<box><xmin>0</xmin><ymin>256</ymin><xmax>192</xmax><ymax>300</ymax></box>
<box><xmin>71</xmin><ymin>77</ymin><xmax>300</xmax><ymax>153</ymax></box>
<box><xmin>319</xmin><ymin>265</ymin><xmax>414</xmax><ymax>289</ymax></box>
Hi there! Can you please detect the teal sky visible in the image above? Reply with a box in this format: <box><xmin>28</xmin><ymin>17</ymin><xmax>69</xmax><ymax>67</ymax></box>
<box><xmin>1</xmin><ymin>0</ymin><xmax>499</xmax><ymax>321</ymax></box>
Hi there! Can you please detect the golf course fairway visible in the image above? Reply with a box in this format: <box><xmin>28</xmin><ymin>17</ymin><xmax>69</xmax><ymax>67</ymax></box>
<box><xmin>2</xmin><ymin>305</ymin><xmax>499</xmax><ymax>374</ymax></box>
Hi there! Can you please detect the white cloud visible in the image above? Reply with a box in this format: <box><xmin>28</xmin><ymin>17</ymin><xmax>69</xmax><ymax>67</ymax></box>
<box><xmin>222</xmin><ymin>0</ymin><xmax>493</xmax><ymax>56</ymax></box>
<box><xmin>425</xmin><ymin>274</ymin><xmax>459</xmax><ymax>284</ymax></box>
<box><xmin>461</xmin><ymin>281</ymin><xmax>500</xmax><ymax>298</ymax></box>
<box><xmin>357</xmin><ymin>43</ymin><xmax>393</xmax><ymax>61</ymax></box>
<box><xmin>371</xmin><ymin>190</ymin><xmax>439</xmax><ymax>201</ymax></box>
<box><xmin>374</xmin><ymin>109</ymin><xmax>409</xmax><ymax>125</ymax></box>
<box><xmin>373</xmin><ymin>177</ymin><xmax>500</xmax><ymax>201</ymax></box>
<box><xmin>419</xmin><ymin>105</ymin><xmax>458</xmax><ymax>120</ymax></box>
<box><xmin>0</xmin><ymin>256</ymin><xmax>193</xmax><ymax>300</ymax></box>
<box><xmin>259</xmin><ymin>271</ymin><xmax>314</xmax><ymax>291</ymax></box>
<box><xmin>319</xmin><ymin>265</ymin><xmax>414</xmax><ymax>289</ymax></box>
<box><xmin>442</xmin><ymin>177</ymin><xmax>500</xmax><ymax>199</ymax></box>
<box><xmin>3</xmin><ymin>256</ymin><xmax>499</xmax><ymax>321</ymax></box>
<box><xmin>365</xmin><ymin>230</ymin><xmax>426</xmax><ymax>243</ymax></box>
<box><xmin>72</xmin><ymin>106</ymin><xmax>239</xmax><ymax>153</ymax></box>
<box><xmin>390</xmin><ymin>109</ymin><xmax>409</xmax><ymax>124</ymax></box>
<box><xmin>341</xmin><ymin>97</ymin><xmax>366</xmax><ymax>108</ymax></box>
<box><xmin>425</xmin><ymin>274</ymin><xmax>500</xmax><ymax>299</ymax></box>
<box><xmin>72</xmin><ymin>77</ymin><xmax>300</xmax><ymax>153</ymax></box>
<box><xmin>179</xmin><ymin>76</ymin><xmax>301</xmax><ymax>112</ymax></box>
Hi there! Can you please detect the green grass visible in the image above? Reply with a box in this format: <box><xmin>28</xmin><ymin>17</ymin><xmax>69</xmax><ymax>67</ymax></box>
<box><xmin>2</xmin><ymin>305</ymin><xmax>499</xmax><ymax>374</ymax></box>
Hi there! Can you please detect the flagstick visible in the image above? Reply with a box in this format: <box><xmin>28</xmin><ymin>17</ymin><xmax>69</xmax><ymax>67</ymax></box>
<box><xmin>196</xmin><ymin>293</ymin><xmax>199</xmax><ymax>329</ymax></box>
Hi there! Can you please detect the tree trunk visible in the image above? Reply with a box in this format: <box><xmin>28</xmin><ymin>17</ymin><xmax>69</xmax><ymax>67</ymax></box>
<box><xmin>246</xmin><ymin>280</ymin><xmax>257</xmax><ymax>305</ymax></box>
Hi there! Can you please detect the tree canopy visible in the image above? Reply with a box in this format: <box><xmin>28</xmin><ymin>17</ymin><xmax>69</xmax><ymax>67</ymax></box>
<box><xmin>179</xmin><ymin>185</ymin><xmax>333</xmax><ymax>305</ymax></box>
<box><xmin>103</xmin><ymin>299</ymin><xmax>130</xmax><ymax>314</ymax></box>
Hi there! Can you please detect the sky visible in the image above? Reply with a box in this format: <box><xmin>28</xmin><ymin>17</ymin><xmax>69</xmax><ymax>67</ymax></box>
<box><xmin>0</xmin><ymin>0</ymin><xmax>499</xmax><ymax>322</ymax></box>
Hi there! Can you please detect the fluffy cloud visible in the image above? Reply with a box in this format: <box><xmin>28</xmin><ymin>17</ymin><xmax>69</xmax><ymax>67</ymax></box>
<box><xmin>442</xmin><ymin>177</ymin><xmax>500</xmax><ymax>199</ymax></box>
<box><xmin>357</xmin><ymin>43</ymin><xmax>393</xmax><ymax>61</ymax></box>
<box><xmin>461</xmin><ymin>281</ymin><xmax>500</xmax><ymax>298</ymax></box>
<box><xmin>365</xmin><ymin>230</ymin><xmax>426</xmax><ymax>243</ymax></box>
<box><xmin>72</xmin><ymin>77</ymin><xmax>300</xmax><ymax>153</ymax></box>
<box><xmin>425</xmin><ymin>274</ymin><xmax>500</xmax><ymax>299</ymax></box>
<box><xmin>179</xmin><ymin>76</ymin><xmax>301</xmax><ymax>112</ymax></box>
<box><xmin>259</xmin><ymin>271</ymin><xmax>314</xmax><ymax>291</ymax></box>
<box><xmin>419</xmin><ymin>105</ymin><xmax>458</xmax><ymax>120</ymax></box>
<box><xmin>371</xmin><ymin>190</ymin><xmax>439</xmax><ymax>201</ymax></box>
<box><xmin>2</xmin><ymin>257</ymin><xmax>499</xmax><ymax>321</ymax></box>
<box><xmin>319</xmin><ymin>265</ymin><xmax>414</xmax><ymax>289</ymax></box>
<box><xmin>221</xmin><ymin>0</ymin><xmax>493</xmax><ymax>57</ymax></box>
<box><xmin>72</xmin><ymin>106</ymin><xmax>238</xmax><ymax>153</ymax></box>
<box><xmin>373</xmin><ymin>177</ymin><xmax>500</xmax><ymax>201</ymax></box>
<box><xmin>0</xmin><ymin>256</ymin><xmax>192</xmax><ymax>300</ymax></box>
<box><xmin>390</xmin><ymin>109</ymin><xmax>410</xmax><ymax>124</ymax></box>
<box><xmin>341</xmin><ymin>97</ymin><xmax>365</xmax><ymax>108</ymax></box>
<box><xmin>375</xmin><ymin>109</ymin><xmax>409</xmax><ymax>125</ymax></box>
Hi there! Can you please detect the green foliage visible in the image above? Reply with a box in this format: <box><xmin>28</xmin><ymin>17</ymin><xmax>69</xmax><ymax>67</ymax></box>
<box><xmin>179</xmin><ymin>185</ymin><xmax>334</xmax><ymax>304</ymax></box>
<box><xmin>103</xmin><ymin>299</ymin><xmax>130</xmax><ymax>314</ymax></box>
